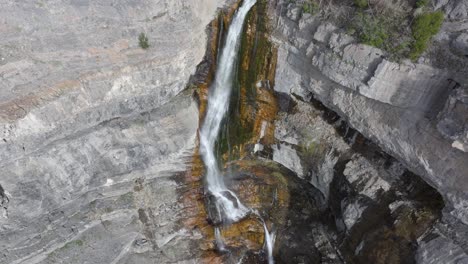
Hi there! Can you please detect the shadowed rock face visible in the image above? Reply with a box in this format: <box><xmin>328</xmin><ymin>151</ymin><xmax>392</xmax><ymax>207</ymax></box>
<box><xmin>271</xmin><ymin>91</ymin><xmax>447</xmax><ymax>263</ymax></box>
<box><xmin>266</xmin><ymin>1</ymin><xmax>468</xmax><ymax>263</ymax></box>
<box><xmin>269</xmin><ymin>1</ymin><xmax>468</xmax><ymax>261</ymax></box>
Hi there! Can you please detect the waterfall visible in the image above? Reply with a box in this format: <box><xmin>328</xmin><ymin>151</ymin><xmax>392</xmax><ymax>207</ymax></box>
<box><xmin>199</xmin><ymin>0</ymin><xmax>256</xmax><ymax>224</ymax></box>
<box><xmin>199</xmin><ymin>0</ymin><xmax>275</xmax><ymax>262</ymax></box>
<box><xmin>263</xmin><ymin>223</ymin><xmax>276</xmax><ymax>264</ymax></box>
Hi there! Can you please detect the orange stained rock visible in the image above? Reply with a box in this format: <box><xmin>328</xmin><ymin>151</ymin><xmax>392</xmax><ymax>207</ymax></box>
<box><xmin>181</xmin><ymin>1</ymin><xmax>284</xmax><ymax>261</ymax></box>
<box><xmin>0</xmin><ymin>79</ymin><xmax>81</xmax><ymax>121</ymax></box>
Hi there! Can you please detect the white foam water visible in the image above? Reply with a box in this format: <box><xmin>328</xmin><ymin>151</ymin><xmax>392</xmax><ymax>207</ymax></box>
<box><xmin>263</xmin><ymin>223</ymin><xmax>276</xmax><ymax>264</ymax></box>
<box><xmin>199</xmin><ymin>0</ymin><xmax>276</xmax><ymax>262</ymax></box>
<box><xmin>199</xmin><ymin>0</ymin><xmax>257</xmax><ymax>225</ymax></box>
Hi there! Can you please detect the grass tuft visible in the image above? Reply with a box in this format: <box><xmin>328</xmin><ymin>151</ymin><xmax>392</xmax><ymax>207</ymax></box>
<box><xmin>138</xmin><ymin>33</ymin><xmax>150</xmax><ymax>49</ymax></box>
<box><xmin>409</xmin><ymin>11</ymin><xmax>444</xmax><ymax>60</ymax></box>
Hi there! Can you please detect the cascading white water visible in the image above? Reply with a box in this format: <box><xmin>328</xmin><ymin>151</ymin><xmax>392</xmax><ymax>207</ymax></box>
<box><xmin>263</xmin><ymin>223</ymin><xmax>276</xmax><ymax>264</ymax></box>
<box><xmin>199</xmin><ymin>0</ymin><xmax>275</xmax><ymax>262</ymax></box>
<box><xmin>214</xmin><ymin>227</ymin><xmax>226</xmax><ymax>252</ymax></box>
<box><xmin>199</xmin><ymin>0</ymin><xmax>257</xmax><ymax>223</ymax></box>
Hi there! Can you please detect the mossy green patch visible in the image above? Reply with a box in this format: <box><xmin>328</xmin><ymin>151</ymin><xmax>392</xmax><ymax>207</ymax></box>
<box><xmin>354</xmin><ymin>0</ymin><xmax>368</xmax><ymax>8</ymax></box>
<box><xmin>216</xmin><ymin>0</ymin><xmax>275</xmax><ymax>159</ymax></box>
<box><xmin>272</xmin><ymin>171</ymin><xmax>288</xmax><ymax>186</ymax></box>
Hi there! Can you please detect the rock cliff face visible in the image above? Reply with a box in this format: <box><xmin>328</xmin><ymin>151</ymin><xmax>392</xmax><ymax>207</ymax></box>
<box><xmin>1</xmin><ymin>0</ymin><xmax>468</xmax><ymax>263</ymax></box>
<box><xmin>269</xmin><ymin>0</ymin><xmax>468</xmax><ymax>262</ymax></box>
<box><xmin>0</xmin><ymin>0</ymin><xmax>227</xmax><ymax>263</ymax></box>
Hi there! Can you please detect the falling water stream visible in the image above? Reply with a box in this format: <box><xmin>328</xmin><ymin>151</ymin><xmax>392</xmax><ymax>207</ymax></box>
<box><xmin>199</xmin><ymin>0</ymin><xmax>275</xmax><ymax>262</ymax></box>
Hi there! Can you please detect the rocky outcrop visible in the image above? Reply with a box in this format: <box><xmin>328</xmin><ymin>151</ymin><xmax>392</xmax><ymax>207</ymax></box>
<box><xmin>1</xmin><ymin>0</ymin><xmax>466</xmax><ymax>262</ymax></box>
<box><xmin>1</xmin><ymin>92</ymin><xmax>200</xmax><ymax>264</ymax></box>
<box><xmin>272</xmin><ymin>91</ymin><xmax>445</xmax><ymax>263</ymax></box>
<box><xmin>0</xmin><ymin>0</ymin><xmax>227</xmax><ymax>263</ymax></box>
<box><xmin>271</xmin><ymin>0</ymin><xmax>468</xmax><ymax>223</ymax></box>
<box><xmin>437</xmin><ymin>85</ymin><xmax>468</xmax><ymax>152</ymax></box>
<box><xmin>417</xmin><ymin>231</ymin><xmax>468</xmax><ymax>264</ymax></box>
<box><xmin>435</xmin><ymin>0</ymin><xmax>468</xmax><ymax>20</ymax></box>
<box><xmin>270</xmin><ymin>0</ymin><xmax>468</xmax><ymax>262</ymax></box>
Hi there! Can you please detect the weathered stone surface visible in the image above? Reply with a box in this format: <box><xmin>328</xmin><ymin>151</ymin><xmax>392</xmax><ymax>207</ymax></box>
<box><xmin>435</xmin><ymin>0</ymin><xmax>468</xmax><ymax>20</ymax></box>
<box><xmin>452</xmin><ymin>33</ymin><xmax>468</xmax><ymax>55</ymax></box>
<box><xmin>416</xmin><ymin>232</ymin><xmax>468</xmax><ymax>264</ymax></box>
<box><xmin>272</xmin><ymin>143</ymin><xmax>304</xmax><ymax>178</ymax></box>
<box><xmin>272</xmin><ymin>86</ymin><xmax>445</xmax><ymax>263</ymax></box>
<box><xmin>274</xmin><ymin>97</ymin><xmax>348</xmax><ymax>199</ymax></box>
<box><xmin>343</xmin><ymin>154</ymin><xmax>396</xmax><ymax>201</ymax></box>
<box><xmin>364</xmin><ymin>60</ymin><xmax>451</xmax><ymax>110</ymax></box>
<box><xmin>272</xmin><ymin>0</ymin><xmax>468</xmax><ymax>225</ymax></box>
<box><xmin>1</xmin><ymin>91</ymin><xmax>201</xmax><ymax>264</ymax></box>
<box><xmin>313</xmin><ymin>22</ymin><xmax>337</xmax><ymax>43</ymax></box>
<box><xmin>342</xmin><ymin>200</ymin><xmax>366</xmax><ymax>230</ymax></box>
<box><xmin>270</xmin><ymin>0</ymin><xmax>468</xmax><ymax>262</ymax></box>
<box><xmin>0</xmin><ymin>0</ymin><xmax>227</xmax><ymax>263</ymax></box>
<box><xmin>437</xmin><ymin>86</ymin><xmax>468</xmax><ymax>152</ymax></box>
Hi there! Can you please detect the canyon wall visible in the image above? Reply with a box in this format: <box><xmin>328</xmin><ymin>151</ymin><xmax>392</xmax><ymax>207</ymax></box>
<box><xmin>0</xmin><ymin>0</ymin><xmax>227</xmax><ymax>263</ymax></box>
<box><xmin>1</xmin><ymin>0</ymin><xmax>467</xmax><ymax>263</ymax></box>
<box><xmin>269</xmin><ymin>0</ymin><xmax>468</xmax><ymax>262</ymax></box>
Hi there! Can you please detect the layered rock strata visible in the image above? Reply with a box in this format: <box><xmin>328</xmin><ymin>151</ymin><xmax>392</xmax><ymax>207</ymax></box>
<box><xmin>270</xmin><ymin>0</ymin><xmax>468</xmax><ymax>244</ymax></box>
<box><xmin>0</xmin><ymin>0</ymin><xmax>227</xmax><ymax>263</ymax></box>
<box><xmin>269</xmin><ymin>0</ymin><xmax>468</xmax><ymax>262</ymax></box>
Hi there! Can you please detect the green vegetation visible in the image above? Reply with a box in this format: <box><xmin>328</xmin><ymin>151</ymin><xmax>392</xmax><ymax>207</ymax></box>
<box><xmin>354</xmin><ymin>0</ymin><xmax>368</xmax><ymax>8</ymax></box>
<box><xmin>302</xmin><ymin>1</ymin><xmax>319</xmax><ymax>14</ymax></box>
<box><xmin>348</xmin><ymin>0</ymin><xmax>444</xmax><ymax>61</ymax></box>
<box><xmin>62</xmin><ymin>240</ymin><xmax>84</xmax><ymax>250</ymax></box>
<box><xmin>409</xmin><ymin>11</ymin><xmax>444</xmax><ymax>60</ymax></box>
<box><xmin>138</xmin><ymin>33</ymin><xmax>149</xmax><ymax>49</ymax></box>
<box><xmin>351</xmin><ymin>11</ymin><xmax>412</xmax><ymax>60</ymax></box>
<box><xmin>353</xmin><ymin>12</ymin><xmax>389</xmax><ymax>48</ymax></box>
<box><xmin>416</xmin><ymin>0</ymin><xmax>429</xmax><ymax>8</ymax></box>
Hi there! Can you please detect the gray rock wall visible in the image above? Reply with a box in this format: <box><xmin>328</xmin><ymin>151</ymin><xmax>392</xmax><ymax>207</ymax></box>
<box><xmin>270</xmin><ymin>0</ymin><xmax>468</xmax><ymax>256</ymax></box>
<box><xmin>0</xmin><ymin>0</ymin><xmax>226</xmax><ymax>263</ymax></box>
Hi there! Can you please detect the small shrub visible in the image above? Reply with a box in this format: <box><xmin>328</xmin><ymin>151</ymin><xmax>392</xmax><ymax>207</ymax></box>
<box><xmin>350</xmin><ymin>10</ymin><xmax>414</xmax><ymax>60</ymax></box>
<box><xmin>416</xmin><ymin>0</ymin><xmax>429</xmax><ymax>8</ymax></box>
<box><xmin>138</xmin><ymin>33</ymin><xmax>149</xmax><ymax>49</ymax></box>
<box><xmin>354</xmin><ymin>0</ymin><xmax>368</xmax><ymax>8</ymax></box>
<box><xmin>302</xmin><ymin>1</ymin><xmax>319</xmax><ymax>14</ymax></box>
<box><xmin>353</xmin><ymin>12</ymin><xmax>389</xmax><ymax>47</ymax></box>
<box><xmin>62</xmin><ymin>240</ymin><xmax>84</xmax><ymax>250</ymax></box>
<box><xmin>409</xmin><ymin>11</ymin><xmax>444</xmax><ymax>60</ymax></box>
<box><xmin>389</xmin><ymin>40</ymin><xmax>412</xmax><ymax>59</ymax></box>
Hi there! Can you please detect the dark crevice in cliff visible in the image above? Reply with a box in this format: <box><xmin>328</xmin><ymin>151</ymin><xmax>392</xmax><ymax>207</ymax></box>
<box><xmin>182</xmin><ymin>1</ymin><xmax>452</xmax><ymax>263</ymax></box>
<box><xmin>277</xmin><ymin>88</ymin><xmax>446</xmax><ymax>263</ymax></box>
<box><xmin>0</xmin><ymin>184</ymin><xmax>9</xmax><ymax>219</ymax></box>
